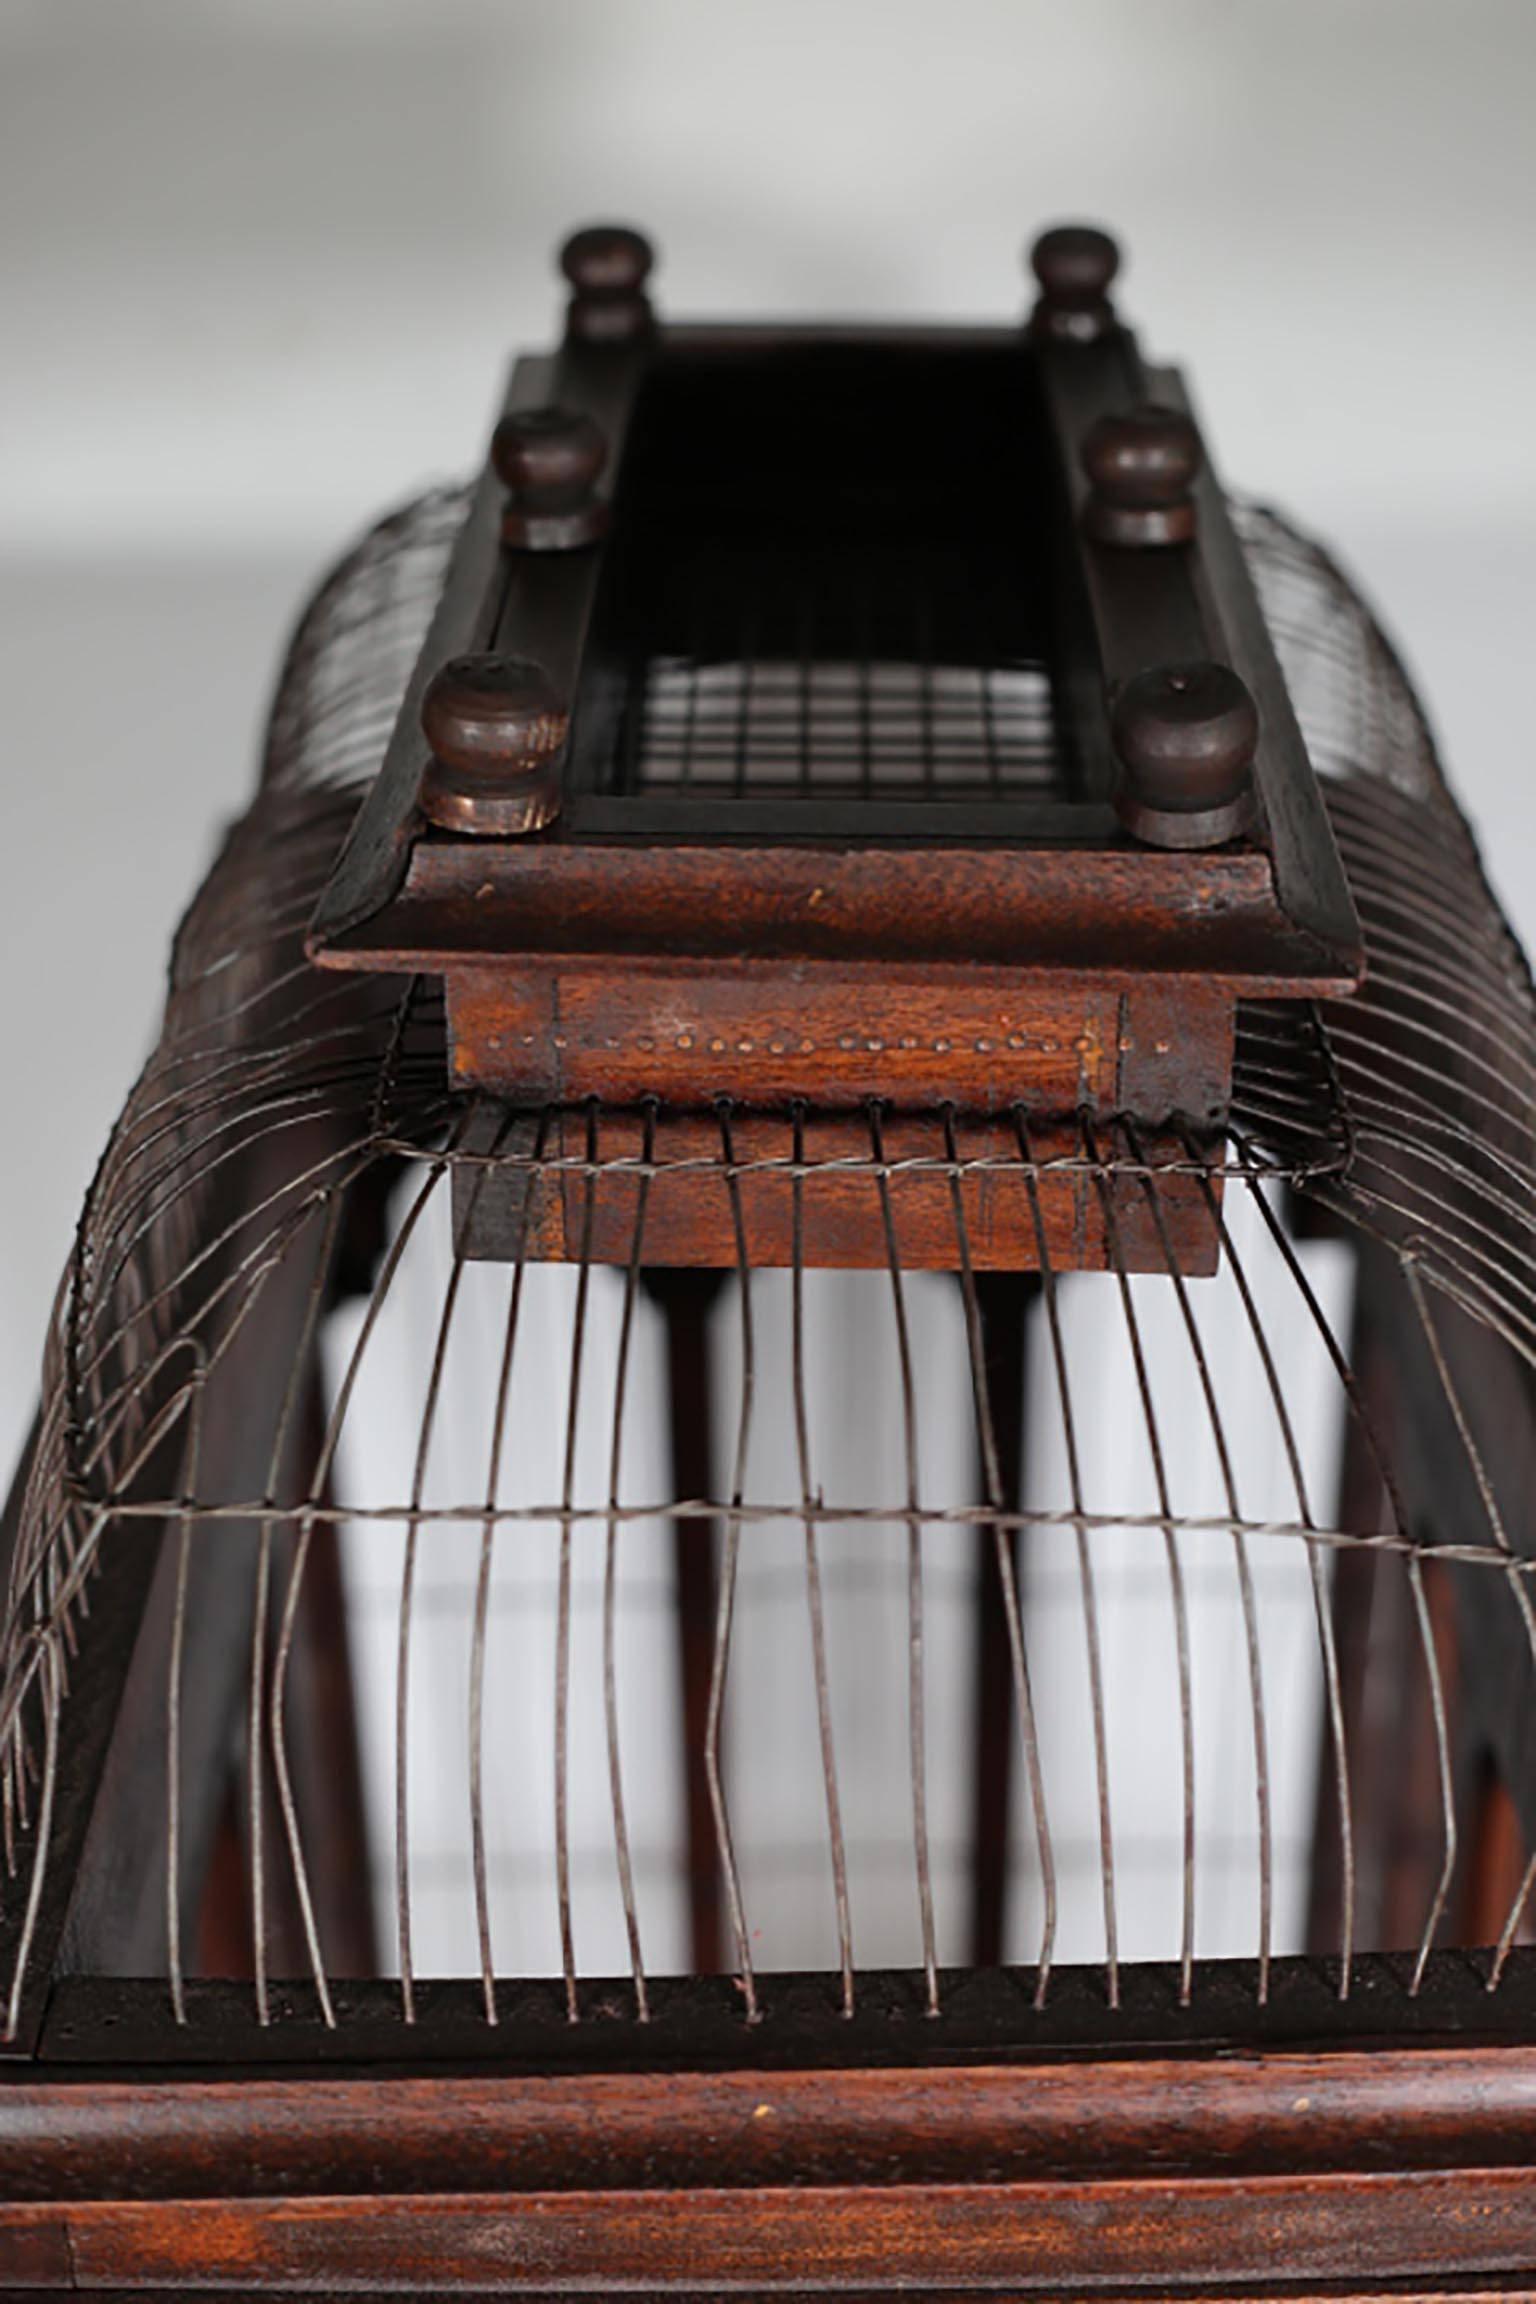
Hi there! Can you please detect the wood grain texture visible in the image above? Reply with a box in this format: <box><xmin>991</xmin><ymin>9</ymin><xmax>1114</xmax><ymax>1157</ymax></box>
<box><xmin>9</xmin><ymin>2047</ymin><xmax>1536</xmax><ymax>2290</ymax></box>
<box><xmin>450</xmin><ymin>1106</ymin><xmax>1221</xmax><ymax>1275</ymax></box>
<box><xmin>8</xmin><ymin>2043</ymin><xmax>1536</xmax><ymax>2197</ymax></box>
<box><xmin>335</xmin><ymin>832</ymin><xmax>1354</xmax><ymax>982</ymax></box>
<box><xmin>6</xmin><ymin>2165</ymin><xmax>1536</xmax><ymax>2293</ymax></box>
<box><xmin>446</xmin><ymin>968</ymin><xmax>1118</xmax><ymax>1110</ymax></box>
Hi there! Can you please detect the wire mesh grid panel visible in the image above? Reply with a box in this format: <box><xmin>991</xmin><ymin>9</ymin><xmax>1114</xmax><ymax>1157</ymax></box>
<box><xmin>626</xmin><ymin>653</ymin><xmax>1063</xmax><ymax>796</ymax></box>
<box><xmin>4</xmin><ymin>484</ymin><xmax>1536</xmax><ymax>2052</ymax></box>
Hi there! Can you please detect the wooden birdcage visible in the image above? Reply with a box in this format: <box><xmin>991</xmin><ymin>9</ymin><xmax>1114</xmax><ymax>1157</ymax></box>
<box><xmin>4</xmin><ymin>223</ymin><xmax>1536</xmax><ymax>2298</ymax></box>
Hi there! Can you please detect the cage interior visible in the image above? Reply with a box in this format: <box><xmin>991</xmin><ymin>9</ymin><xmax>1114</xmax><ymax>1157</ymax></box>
<box><xmin>585</xmin><ymin>339</ymin><xmax>1078</xmax><ymax>803</ymax></box>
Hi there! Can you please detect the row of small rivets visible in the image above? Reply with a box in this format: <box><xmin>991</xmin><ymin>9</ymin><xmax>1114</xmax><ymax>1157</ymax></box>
<box><xmin>479</xmin><ymin>1029</ymin><xmax>1167</xmax><ymax>1057</ymax></box>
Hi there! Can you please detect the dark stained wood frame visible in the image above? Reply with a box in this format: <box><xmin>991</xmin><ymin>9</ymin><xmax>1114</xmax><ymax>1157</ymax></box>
<box><xmin>304</xmin><ymin>292</ymin><xmax>1364</xmax><ymax>1280</ymax></box>
<box><xmin>9</xmin><ymin>1193</ymin><xmax>1535</xmax><ymax>2298</ymax></box>
<box><xmin>12</xmin><ymin>252</ymin><xmax>1536</xmax><ymax>2298</ymax></box>
<box><xmin>11</xmin><ymin>1986</ymin><xmax>1536</xmax><ymax>2293</ymax></box>
<box><xmin>306</xmin><ymin>314</ymin><xmax>1362</xmax><ymax>1142</ymax></box>
<box><xmin>9</xmin><ymin>1161</ymin><xmax>1534</xmax><ymax>2295</ymax></box>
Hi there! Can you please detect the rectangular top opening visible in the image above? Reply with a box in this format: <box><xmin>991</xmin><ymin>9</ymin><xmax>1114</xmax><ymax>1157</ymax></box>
<box><xmin>578</xmin><ymin>337</ymin><xmax>1090</xmax><ymax>806</ymax></box>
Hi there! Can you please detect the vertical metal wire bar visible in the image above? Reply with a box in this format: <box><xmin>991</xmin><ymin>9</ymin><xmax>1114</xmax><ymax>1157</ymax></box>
<box><xmin>980</xmin><ymin>661</ymin><xmax>1001</xmax><ymax>798</ymax></box>
<box><xmin>1400</xmin><ymin>1257</ymin><xmax>1532</xmax><ymax>1986</ymax></box>
<box><xmin>915</xmin><ymin>595</ymin><xmax>936</xmax><ymax>799</ymax></box>
<box><xmin>856</xmin><ymin>587</ymin><xmax>873</xmax><ymax>801</ymax></box>
<box><xmin>1084</xmin><ymin>1114</ymin><xmax>1196</xmax><ymax>2004</ymax></box>
<box><xmin>1305</xmin><ymin>1537</ymin><xmax>1359</xmax><ymax>2002</ymax></box>
<box><xmin>734</xmin><ymin>609</ymin><xmax>757</xmax><ymax>798</ymax></box>
<box><xmin>272</xmin><ymin>1127</ymin><xmax>464</xmax><ymax>2031</ymax></box>
<box><xmin>605</xmin><ymin>1105</ymin><xmax>656</xmax><ymax>2021</ymax></box>
<box><xmin>470</xmin><ymin>1111</ymin><xmax>547</xmax><ymax>2025</ymax></box>
<box><xmin>166</xmin><ymin>1539</ymin><xmax>191</xmax><ymax>2024</ymax></box>
<box><xmin>1494</xmin><ymin>1820</ymin><xmax>1536</xmax><ymax>1984</ymax></box>
<box><xmin>1239</xmin><ymin>1141</ymin><xmax>1427</xmax><ymax>1999</ymax></box>
<box><xmin>1401</xmin><ymin>1538</ymin><xmax>1458</xmax><ymax>1995</ymax></box>
<box><xmin>945</xmin><ymin>1108</ymin><xmax>1058</xmax><ymax>2003</ymax></box>
<box><xmin>710</xmin><ymin>1104</ymin><xmax>758</xmax><ymax>2018</ymax></box>
<box><xmin>678</xmin><ymin>593</ymin><xmax>704</xmax><ymax>792</ymax></box>
<box><xmin>1181</xmin><ymin>1131</ymin><xmax>1356</xmax><ymax>2000</ymax></box>
<box><xmin>9</xmin><ymin>1714</ymin><xmax>33</xmax><ymax>1854</ymax></box>
<box><xmin>395</xmin><ymin>1142</ymin><xmax>488</xmax><ymax>2024</ymax></box>
<box><xmin>868</xmin><ymin>1105</ymin><xmax>939</xmax><ymax>2014</ymax></box>
<box><xmin>251</xmin><ymin>1192</ymin><xmax>345</xmax><ymax>2027</ymax></box>
<box><xmin>2</xmin><ymin>1632</ymin><xmax>61</xmax><ymax>2045</ymax></box>
<box><xmin>1014</xmin><ymin>1113</ymin><xmax>1117</xmax><ymax>2004</ymax></box>
<box><xmin>556</xmin><ymin>1103</ymin><xmax>600</xmax><ymax>2022</ymax></box>
<box><xmin>166</xmin><ymin>1362</ymin><xmax>207</xmax><ymax>2028</ymax></box>
<box><xmin>1225</xmin><ymin>1170</ymin><xmax>1354</xmax><ymax>1999</ymax></box>
<box><xmin>1126</xmin><ymin>1121</ymin><xmax>1273</xmax><ymax>2003</ymax></box>
<box><xmin>791</xmin><ymin>1103</ymin><xmax>855</xmax><ymax>2015</ymax></box>
<box><xmin>2</xmin><ymin>1716</ymin><xmax>14</xmax><ymax>1881</ymax></box>
<box><xmin>248</xmin><ymin>1528</ymin><xmax>274</xmax><ymax>2014</ymax></box>
<box><xmin>797</xmin><ymin>583</ymin><xmax>815</xmax><ymax>796</ymax></box>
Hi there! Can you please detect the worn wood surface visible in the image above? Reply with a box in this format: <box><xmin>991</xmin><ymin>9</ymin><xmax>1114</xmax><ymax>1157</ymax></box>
<box><xmin>7</xmin><ymin>2044</ymin><xmax>1536</xmax><ymax>2290</ymax></box>
<box><xmin>12</xmin><ymin>2039</ymin><xmax>1536</xmax><ymax>2194</ymax></box>
<box><xmin>310</xmin><ymin>316</ymin><xmax>1361</xmax><ymax>1137</ymax></box>
<box><xmin>451</xmin><ymin>1105</ymin><xmax>1223</xmax><ymax>1275</ymax></box>
<box><xmin>4</xmin><ymin>2165</ymin><xmax>1536</xmax><ymax>2294</ymax></box>
<box><xmin>7</xmin><ymin>2034</ymin><xmax>1536</xmax><ymax>2286</ymax></box>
